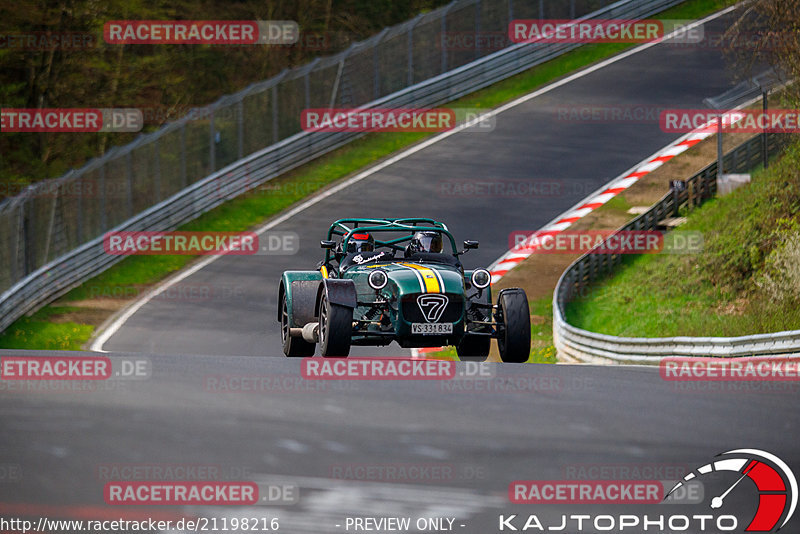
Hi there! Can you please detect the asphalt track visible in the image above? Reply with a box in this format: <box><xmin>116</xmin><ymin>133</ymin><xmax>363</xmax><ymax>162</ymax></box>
<box><xmin>97</xmin><ymin>10</ymin><xmax>751</xmax><ymax>358</ymax></box>
<box><xmin>1</xmin><ymin>351</ymin><xmax>798</xmax><ymax>533</ymax></box>
<box><xmin>3</xmin><ymin>9</ymin><xmax>799</xmax><ymax>534</ymax></box>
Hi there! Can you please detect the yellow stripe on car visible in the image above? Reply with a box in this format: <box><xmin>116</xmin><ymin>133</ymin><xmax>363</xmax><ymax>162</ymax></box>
<box><xmin>397</xmin><ymin>263</ymin><xmax>441</xmax><ymax>293</ymax></box>
<box><xmin>320</xmin><ymin>265</ymin><xmax>329</xmax><ymax>279</ymax></box>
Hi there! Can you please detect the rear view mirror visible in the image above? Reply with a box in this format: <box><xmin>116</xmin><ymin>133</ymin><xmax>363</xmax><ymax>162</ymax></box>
<box><xmin>320</xmin><ymin>240</ymin><xmax>336</xmax><ymax>249</ymax></box>
<box><xmin>464</xmin><ymin>240</ymin><xmax>479</xmax><ymax>250</ymax></box>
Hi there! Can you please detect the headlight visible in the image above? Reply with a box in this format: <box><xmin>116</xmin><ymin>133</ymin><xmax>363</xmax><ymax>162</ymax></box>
<box><xmin>471</xmin><ymin>269</ymin><xmax>491</xmax><ymax>289</ymax></box>
<box><xmin>368</xmin><ymin>269</ymin><xmax>388</xmax><ymax>290</ymax></box>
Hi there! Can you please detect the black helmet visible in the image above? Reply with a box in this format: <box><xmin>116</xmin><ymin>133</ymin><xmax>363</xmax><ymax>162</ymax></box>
<box><xmin>411</xmin><ymin>231</ymin><xmax>443</xmax><ymax>254</ymax></box>
<box><xmin>347</xmin><ymin>232</ymin><xmax>375</xmax><ymax>253</ymax></box>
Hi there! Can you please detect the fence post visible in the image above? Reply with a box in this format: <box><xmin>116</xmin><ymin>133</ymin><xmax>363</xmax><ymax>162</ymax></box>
<box><xmin>209</xmin><ymin>110</ymin><xmax>216</xmax><ymax>174</ymax></box>
<box><xmin>153</xmin><ymin>138</ymin><xmax>162</xmax><ymax>202</ymax></box>
<box><xmin>373</xmin><ymin>28</ymin><xmax>390</xmax><ymax>100</ymax></box>
<box><xmin>272</xmin><ymin>82</ymin><xmax>280</xmax><ymax>145</ymax></box>
<box><xmin>21</xmin><ymin>201</ymin><xmax>32</xmax><ymax>277</ymax></box>
<box><xmin>475</xmin><ymin>0</ymin><xmax>482</xmax><ymax>60</ymax></box>
<box><xmin>43</xmin><ymin>187</ymin><xmax>57</xmax><ymax>264</ymax></box>
<box><xmin>237</xmin><ymin>100</ymin><xmax>244</xmax><ymax>160</ymax></box>
<box><xmin>180</xmin><ymin>124</ymin><xmax>187</xmax><ymax>188</ymax></box>
<box><xmin>76</xmin><ymin>178</ymin><xmax>83</xmax><ymax>244</ymax></box>
<box><xmin>100</xmin><ymin>163</ymin><xmax>107</xmax><ymax>231</ymax></box>
<box><xmin>441</xmin><ymin>2</ymin><xmax>457</xmax><ymax>74</ymax></box>
<box><xmin>126</xmin><ymin>152</ymin><xmax>134</xmax><ymax>218</ymax></box>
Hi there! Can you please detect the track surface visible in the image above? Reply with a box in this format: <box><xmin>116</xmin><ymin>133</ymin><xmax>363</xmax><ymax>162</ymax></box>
<box><xmin>100</xmin><ymin>13</ymin><xmax>747</xmax><ymax>357</ymax></box>
<box><xmin>3</xmin><ymin>11</ymin><xmax>798</xmax><ymax>534</ymax></box>
<box><xmin>1</xmin><ymin>352</ymin><xmax>798</xmax><ymax>532</ymax></box>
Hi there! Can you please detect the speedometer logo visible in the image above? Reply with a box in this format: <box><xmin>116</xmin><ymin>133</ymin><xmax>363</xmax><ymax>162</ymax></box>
<box><xmin>665</xmin><ymin>449</ymin><xmax>797</xmax><ymax>531</ymax></box>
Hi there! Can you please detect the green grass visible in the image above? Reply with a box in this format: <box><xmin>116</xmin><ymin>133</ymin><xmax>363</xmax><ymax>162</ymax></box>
<box><xmin>428</xmin><ymin>296</ymin><xmax>557</xmax><ymax>363</ymax></box>
<box><xmin>0</xmin><ymin>0</ymin><xmax>735</xmax><ymax>351</ymax></box>
<box><xmin>566</xmin><ymin>141</ymin><xmax>800</xmax><ymax>337</ymax></box>
<box><xmin>0</xmin><ymin>307</ymin><xmax>93</xmax><ymax>351</ymax></box>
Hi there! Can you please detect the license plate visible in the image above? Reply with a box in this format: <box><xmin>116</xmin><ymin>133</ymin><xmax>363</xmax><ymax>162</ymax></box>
<box><xmin>412</xmin><ymin>323</ymin><xmax>453</xmax><ymax>335</ymax></box>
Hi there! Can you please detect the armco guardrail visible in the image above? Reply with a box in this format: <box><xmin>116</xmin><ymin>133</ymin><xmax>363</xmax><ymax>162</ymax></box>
<box><xmin>0</xmin><ymin>0</ymin><xmax>686</xmax><ymax>334</ymax></box>
<box><xmin>0</xmin><ymin>0</ymin><xmax>623</xmax><ymax>296</ymax></box>
<box><xmin>554</xmin><ymin>133</ymin><xmax>800</xmax><ymax>363</ymax></box>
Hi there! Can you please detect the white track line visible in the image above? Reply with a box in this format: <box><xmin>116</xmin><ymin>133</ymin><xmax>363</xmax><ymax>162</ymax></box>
<box><xmin>91</xmin><ymin>7</ymin><xmax>735</xmax><ymax>352</ymax></box>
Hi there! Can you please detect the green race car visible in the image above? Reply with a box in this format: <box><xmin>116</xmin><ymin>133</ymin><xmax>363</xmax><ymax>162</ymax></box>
<box><xmin>277</xmin><ymin>218</ymin><xmax>531</xmax><ymax>362</ymax></box>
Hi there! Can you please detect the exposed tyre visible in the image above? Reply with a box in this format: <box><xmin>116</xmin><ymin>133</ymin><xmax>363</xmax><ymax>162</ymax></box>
<box><xmin>280</xmin><ymin>290</ymin><xmax>315</xmax><ymax>357</ymax></box>
<box><xmin>318</xmin><ymin>292</ymin><xmax>352</xmax><ymax>357</ymax></box>
<box><xmin>456</xmin><ymin>335</ymin><xmax>490</xmax><ymax>361</ymax></box>
<box><xmin>496</xmin><ymin>288</ymin><xmax>531</xmax><ymax>363</ymax></box>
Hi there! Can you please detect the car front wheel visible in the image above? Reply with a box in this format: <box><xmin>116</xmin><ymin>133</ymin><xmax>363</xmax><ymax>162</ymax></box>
<box><xmin>496</xmin><ymin>288</ymin><xmax>531</xmax><ymax>363</ymax></box>
<box><xmin>318</xmin><ymin>292</ymin><xmax>352</xmax><ymax>357</ymax></box>
<box><xmin>280</xmin><ymin>291</ymin><xmax>315</xmax><ymax>357</ymax></box>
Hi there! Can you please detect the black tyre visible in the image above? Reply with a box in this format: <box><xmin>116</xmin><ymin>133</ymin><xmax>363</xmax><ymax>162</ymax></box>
<box><xmin>318</xmin><ymin>292</ymin><xmax>352</xmax><ymax>357</ymax></box>
<box><xmin>456</xmin><ymin>335</ymin><xmax>490</xmax><ymax>361</ymax></box>
<box><xmin>496</xmin><ymin>288</ymin><xmax>531</xmax><ymax>363</ymax></box>
<box><xmin>280</xmin><ymin>291</ymin><xmax>315</xmax><ymax>357</ymax></box>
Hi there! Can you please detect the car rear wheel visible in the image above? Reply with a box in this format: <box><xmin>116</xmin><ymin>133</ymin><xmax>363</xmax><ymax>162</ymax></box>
<box><xmin>280</xmin><ymin>292</ymin><xmax>315</xmax><ymax>357</ymax></box>
<box><xmin>496</xmin><ymin>288</ymin><xmax>531</xmax><ymax>363</ymax></box>
<box><xmin>318</xmin><ymin>292</ymin><xmax>352</xmax><ymax>357</ymax></box>
<box><xmin>456</xmin><ymin>335</ymin><xmax>490</xmax><ymax>361</ymax></box>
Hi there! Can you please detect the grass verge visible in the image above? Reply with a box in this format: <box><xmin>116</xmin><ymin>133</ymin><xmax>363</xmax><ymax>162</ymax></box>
<box><xmin>565</xmin><ymin>139</ymin><xmax>800</xmax><ymax>337</ymax></box>
<box><xmin>0</xmin><ymin>0</ymin><xmax>735</xmax><ymax>351</ymax></box>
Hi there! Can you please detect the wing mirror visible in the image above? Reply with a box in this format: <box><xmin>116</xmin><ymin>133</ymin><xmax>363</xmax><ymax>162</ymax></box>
<box><xmin>463</xmin><ymin>240</ymin><xmax>479</xmax><ymax>250</ymax></box>
<box><xmin>320</xmin><ymin>240</ymin><xmax>336</xmax><ymax>249</ymax></box>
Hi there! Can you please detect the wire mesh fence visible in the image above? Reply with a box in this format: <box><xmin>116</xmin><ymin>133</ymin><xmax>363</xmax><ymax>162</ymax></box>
<box><xmin>0</xmin><ymin>0</ymin><xmax>623</xmax><ymax>294</ymax></box>
<box><xmin>0</xmin><ymin>0</ymin><xmax>687</xmax><ymax>333</ymax></box>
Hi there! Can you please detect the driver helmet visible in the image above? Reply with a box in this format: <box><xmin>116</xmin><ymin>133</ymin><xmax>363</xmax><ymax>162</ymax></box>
<box><xmin>410</xmin><ymin>231</ymin><xmax>443</xmax><ymax>254</ymax></box>
<box><xmin>347</xmin><ymin>232</ymin><xmax>375</xmax><ymax>253</ymax></box>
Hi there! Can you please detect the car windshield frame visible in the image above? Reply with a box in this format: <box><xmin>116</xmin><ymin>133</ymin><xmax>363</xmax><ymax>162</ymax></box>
<box><xmin>324</xmin><ymin>218</ymin><xmax>459</xmax><ymax>265</ymax></box>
